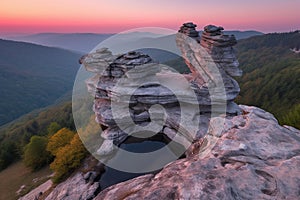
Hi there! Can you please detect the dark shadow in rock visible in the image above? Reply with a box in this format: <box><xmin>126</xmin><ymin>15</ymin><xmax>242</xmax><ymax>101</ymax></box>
<box><xmin>99</xmin><ymin>133</ymin><xmax>186</xmax><ymax>190</ymax></box>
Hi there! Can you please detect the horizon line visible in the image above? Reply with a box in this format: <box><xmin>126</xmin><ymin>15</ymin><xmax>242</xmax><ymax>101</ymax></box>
<box><xmin>2</xmin><ymin>29</ymin><xmax>300</xmax><ymax>36</ymax></box>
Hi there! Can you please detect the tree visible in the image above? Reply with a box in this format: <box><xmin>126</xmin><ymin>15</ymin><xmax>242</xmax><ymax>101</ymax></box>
<box><xmin>47</xmin><ymin>122</ymin><xmax>61</xmax><ymax>136</ymax></box>
<box><xmin>0</xmin><ymin>102</ymin><xmax>75</xmax><ymax>171</ymax></box>
<box><xmin>281</xmin><ymin>104</ymin><xmax>300</xmax><ymax>129</ymax></box>
<box><xmin>46</xmin><ymin>128</ymin><xmax>75</xmax><ymax>156</ymax></box>
<box><xmin>0</xmin><ymin>141</ymin><xmax>17</xmax><ymax>170</ymax></box>
<box><xmin>50</xmin><ymin>134</ymin><xmax>87</xmax><ymax>183</ymax></box>
<box><xmin>23</xmin><ymin>136</ymin><xmax>51</xmax><ymax>171</ymax></box>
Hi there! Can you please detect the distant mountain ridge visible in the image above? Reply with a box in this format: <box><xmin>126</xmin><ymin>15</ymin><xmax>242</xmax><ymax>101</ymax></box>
<box><xmin>0</xmin><ymin>39</ymin><xmax>81</xmax><ymax>126</ymax></box>
<box><xmin>4</xmin><ymin>30</ymin><xmax>263</xmax><ymax>53</ymax></box>
<box><xmin>5</xmin><ymin>33</ymin><xmax>113</xmax><ymax>53</ymax></box>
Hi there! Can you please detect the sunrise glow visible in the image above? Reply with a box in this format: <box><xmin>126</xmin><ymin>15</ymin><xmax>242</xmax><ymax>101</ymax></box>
<box><xmin>0</xmin><ymin>0</ymin><xmax>299</xmax><ymax>34</ymax></box>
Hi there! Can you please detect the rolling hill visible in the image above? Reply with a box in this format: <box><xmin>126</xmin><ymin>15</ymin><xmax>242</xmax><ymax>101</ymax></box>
<box><xmin>0</xmin><ymin>39</ymin><xmax>81</xmax><ymax>126</ymax></box>
<box><xmin>5</xmin><ymin>33</ymin><xmax>113</xmax><ymax>53</ymax></box>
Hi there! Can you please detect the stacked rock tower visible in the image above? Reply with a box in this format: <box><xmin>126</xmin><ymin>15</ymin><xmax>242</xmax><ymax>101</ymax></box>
<box><xmin>80</xmin><ymin>22</ymin><xmax>242</xmax><ymax>156</ymax></box>
<box><xmin>177</xmin><ymin>23</ymin><xmax>242</xmax><ymax>115</ymax></box>
<box><xmin>178</xmin><ymin>22</ymin><xmax>200</xmax><ymax>41</ymax></box>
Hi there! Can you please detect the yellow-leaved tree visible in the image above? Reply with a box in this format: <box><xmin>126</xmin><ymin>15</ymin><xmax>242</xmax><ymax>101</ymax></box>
<box><xmin>47</xmin><ymin>128</ymin><xmax>87</xmax><ymax>183</ymax></box>
<box><xmin>46</xmin><ymin>128</ymin><xmax>75</xmax><ymax>156</ymax></box>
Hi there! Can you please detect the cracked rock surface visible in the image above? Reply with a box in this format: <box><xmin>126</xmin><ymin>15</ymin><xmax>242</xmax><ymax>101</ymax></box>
<box><xmin>95</xmin><ymin>105</ymin><xmax>300</xmax><ymax>200</ymax></box>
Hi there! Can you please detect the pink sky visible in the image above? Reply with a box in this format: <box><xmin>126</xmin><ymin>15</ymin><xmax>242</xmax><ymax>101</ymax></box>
<box><xmin>0</xmin><ymin>0</ymin><xmax>299</xmax><ymax>34</ymax></box>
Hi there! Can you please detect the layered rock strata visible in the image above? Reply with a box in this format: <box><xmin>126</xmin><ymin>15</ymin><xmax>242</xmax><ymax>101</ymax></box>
<box><xmin>44</xmin><ymin>23</ymin><xmax>300</xmax><ymax>200</ymax></box>
<box><xmin>177</xmin><ymin>23</ymin><xmax>242</xmax><ymax>116</ymax></box>
<box><xmin>80</xmin><ymin>23</ymin><xmax>243</xmax><ymax>157</ymax></box>
<box><xmin>178</xmin><ymin>22</ymin><xmax>200</xmax><ymax>41</ymax></box>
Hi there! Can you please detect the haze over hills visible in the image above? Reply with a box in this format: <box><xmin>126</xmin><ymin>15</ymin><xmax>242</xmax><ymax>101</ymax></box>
<box><xmin>3</xmin><ymin>30</ymin><xmax>263</xmax><ymax>53</ymax></box>
<box><xmin>4</xmin><ymin>33</ymin><xmax>114</xmax><ymax>53</ymax></box>
<box><xmin>3</xmin><ymin>32</ymin><xmax>166</xmax><ymax>53</ymax></box>
<box><xmin>0</xmin><ymin>39</ymin><xmax>81</xmax><ymax>126</ymax></box>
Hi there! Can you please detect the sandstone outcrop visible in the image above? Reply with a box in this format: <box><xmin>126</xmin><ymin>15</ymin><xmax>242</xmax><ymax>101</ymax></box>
<box><xmin>95</xmin><ymin>106</ymin><xmax>300</xmax><ymax>200</ymax></box>
<box><xmin>178</xmin><ymin>22</ymin><xmax>200</xmax><ymax>40</ymax></box>
<box><xmin>44</xmin><ymin>106</ymin><xmax>300</xmax><ymax>200</ymax></box>
<box><xmin>44</xmin><ymin>157</ymin><xmax>104</xmax><ymax>200</ymax></box>
<box><xmin>44</xmin><ymin>23</ymin><xmax>300</xmax><ymax>200</ymax></box>
<box><xmin>80</xmin><ymin>23</ymin><xmax>243</xmax><ymax>157</ymax></box>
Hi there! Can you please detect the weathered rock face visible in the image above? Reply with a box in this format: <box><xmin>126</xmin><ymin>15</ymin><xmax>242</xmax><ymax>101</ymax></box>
<box><xmin>80</xmin><ymin>23</ymin><xmax>243</xmax><ymax>157</ymax></box>
<box><xmin>45</xmin><ymin>157</ymin><xmax>104</xmax><ymax>200</ymax></box>
<box><xmin>176</xmin><ymin>23</ymin><xmax>242</xmax><ymax>115</ymax></box>
<box><xmin>45</xmin><ymin>23</ymin><xmax>300</xmax><ymax>200</ymax></box>
<box><xmin>201</xmin><ymin>25</ymin><xmax>241</xmax><ymax>76</ymax></box>
<box><xmin>178</xmin><ymin>22</ymin><xmax>200</xmax><ymax>41</ymax></box>
<box><xmin>45</xmin><ymin>173</ymin><xmax>99</xmax><ymax>200</ymax></box>
<box><xmin>95</xmin><ymin>106</ymin><xmax>300</xmax><ymax>200</ymax></box>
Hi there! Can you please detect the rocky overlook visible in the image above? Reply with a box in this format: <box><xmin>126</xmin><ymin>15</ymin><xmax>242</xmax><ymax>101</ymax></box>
<box><xmin>44</xmin><ymin>23</ymin><xmax>300</xmax><ymax>200</ymax></box>
<box><xmin>96</xmin><ymin>105</ymin><xmax>300</xmax><ymax>199</ymax></box>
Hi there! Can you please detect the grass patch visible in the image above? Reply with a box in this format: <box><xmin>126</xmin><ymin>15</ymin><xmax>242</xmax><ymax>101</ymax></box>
<box><xmin>0</xmin><ymin>161</ymin><xmax>52</xmax><ymax>200</ymax></box>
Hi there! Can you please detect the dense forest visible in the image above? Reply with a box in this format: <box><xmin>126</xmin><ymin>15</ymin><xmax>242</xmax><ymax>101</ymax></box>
<box><xmin>0</xmin><ymin>39</ymin><xmax>80</xmax><ymax>126</ymax></box>
<box><xmin>0</xmin><ymin>102</ymin><xmax>75</xmax><ymax>170</ymax></box>
<box><xmin>235</xmin><ymin>31</ymin><xmax>300</xmax><ymax>128</ymax></box>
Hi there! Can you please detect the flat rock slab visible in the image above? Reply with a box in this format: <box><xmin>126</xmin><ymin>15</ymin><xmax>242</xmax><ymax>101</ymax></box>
<box><xmin>19</xmin><ymin>180</ymin><xmax>52</xmax><ymax>200</ymax></box>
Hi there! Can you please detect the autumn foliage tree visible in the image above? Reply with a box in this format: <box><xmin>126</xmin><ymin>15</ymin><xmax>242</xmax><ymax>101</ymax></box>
<box><xmin>47</xmin><ymin>128</ymin><xmax>87</xmax><ymax>183</ymax></box>
<box><xmin>46</xmin><ymin>128</ymin><xmax>75</xmax><ymax>156</ymax></box>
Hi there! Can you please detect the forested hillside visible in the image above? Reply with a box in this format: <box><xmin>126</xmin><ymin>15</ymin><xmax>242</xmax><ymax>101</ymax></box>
<box><xmin>0</xmin><ymin>39</ymin><xmax>81</xmax><ymax>126</ymax></box>
<box><xmin>0</xmin><ymin>102</ymin><xmax>74</xmax><ymax>170</ymax></box>
<box><xmin>235</xmin><ymin>31</ymin><xmax>300</xmax><ymax>128</ymax></box>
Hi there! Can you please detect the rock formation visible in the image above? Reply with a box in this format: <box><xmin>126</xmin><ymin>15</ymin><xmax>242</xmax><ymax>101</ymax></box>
<box><xmin>45</xmin><ymin>157</ymin><xmax>104</xmax><ymax>200</ymax></box>
<box><xmin>95</xmin><ymin>106</ymin><xmax>300</xmax><ymax>200</ymax></box>
<box><xmin>178</xmin><ymin>22</ymin><xmax>200</xmax><ymax>41</ymax></box>
<box><xmin>79</xmin><ymin>23</ymin><xmax>243</xmax><ymax>158</ymax></box>
<box><xmin>177</xmin><ymin>23</ymin><xmax>242</xmax><ymax>115</ymax></box>
<box><xmin>44</xmin><ymin>23</ymin><xmax>300</xmax><ymax>200</ymax></box>
<box><xmin>44</xmin><ymin>106</ymin><xmax>300</xmax><ymax>200</ymax></box>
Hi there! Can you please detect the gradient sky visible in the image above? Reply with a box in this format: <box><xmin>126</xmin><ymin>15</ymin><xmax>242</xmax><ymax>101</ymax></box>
<box><xmin>0</xmin><ymin>0</ymin><xmax>299</xmax><ymax>34</ymax></box>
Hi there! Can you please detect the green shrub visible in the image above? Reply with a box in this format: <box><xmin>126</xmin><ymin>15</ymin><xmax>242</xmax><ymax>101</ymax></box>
<box><xmin>23</xmin><ymin>136</ymin><xmax>51</xmax><ymax>171</ymax></box>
